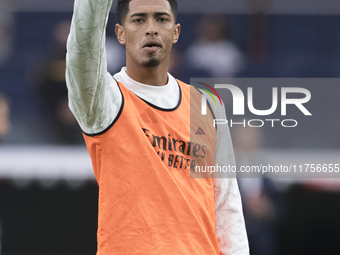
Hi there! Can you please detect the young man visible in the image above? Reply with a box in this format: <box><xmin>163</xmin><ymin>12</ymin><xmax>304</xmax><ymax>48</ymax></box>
<box><xmin>66</xmin><ymin>0</ymin><xmax>249</xmax><ymax>254</ymax></box>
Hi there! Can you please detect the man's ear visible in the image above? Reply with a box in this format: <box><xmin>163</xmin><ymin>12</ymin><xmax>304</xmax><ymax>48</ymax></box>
<box><xmin>172</xmin><ymin>23</ymin><xmax>181</xmax><ymax>44</ymax></box>
<box><xmin>115</xmin><ymin>23</ymin><xmax>126</xmax><ymax>45</ymax></box>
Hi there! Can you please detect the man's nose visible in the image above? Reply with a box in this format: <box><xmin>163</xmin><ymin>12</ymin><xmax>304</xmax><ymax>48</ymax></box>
<box><xmin>146</xmin><ymin>19</ymin><xmax>158</xmax><ymax>36</ymax></box>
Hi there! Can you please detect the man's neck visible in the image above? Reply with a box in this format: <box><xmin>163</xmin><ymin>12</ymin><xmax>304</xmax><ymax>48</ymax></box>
<box><xmin>125</xmin><ymin>61</ymin><xmax>169</xmax><ymax>86</ymax></box>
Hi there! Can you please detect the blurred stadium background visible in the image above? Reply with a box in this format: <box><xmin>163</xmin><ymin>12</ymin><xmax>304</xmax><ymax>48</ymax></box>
<box><xmin>0</xmin><ymin>0</ymin><xmax>340</xmax><ymax>254</ymax></box>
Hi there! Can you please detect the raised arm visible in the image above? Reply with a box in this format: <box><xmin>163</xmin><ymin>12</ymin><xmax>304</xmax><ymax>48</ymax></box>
<box><xmin>66</xmin><ymin>0</ymin><xmax>122</xmax><ymax>134</ymax></box>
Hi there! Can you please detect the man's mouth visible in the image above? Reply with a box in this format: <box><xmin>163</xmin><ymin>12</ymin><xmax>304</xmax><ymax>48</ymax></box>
<box><xmin>142</xmin><ymin>40</ymin><xmax>162</xmax><ymax>49</ymax></box>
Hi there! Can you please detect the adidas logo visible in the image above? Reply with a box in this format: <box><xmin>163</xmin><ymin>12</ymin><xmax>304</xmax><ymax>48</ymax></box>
<box><xmin>195</xmin><ymin>127</ymin><xmax>206</xmax><ymax>135</ymax></box>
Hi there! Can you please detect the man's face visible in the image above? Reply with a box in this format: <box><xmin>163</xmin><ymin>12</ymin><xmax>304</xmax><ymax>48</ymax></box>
<box><xmin>116</xmin><ymin>0</ymin><xmax>180</xmax><ymax>68</ymax></box>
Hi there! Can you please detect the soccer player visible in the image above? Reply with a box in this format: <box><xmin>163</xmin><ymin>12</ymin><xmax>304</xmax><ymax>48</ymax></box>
<box><xmin>66</xmin><ymin>0</ymin><xmax>249</xmax><ymax>254</ymax></box>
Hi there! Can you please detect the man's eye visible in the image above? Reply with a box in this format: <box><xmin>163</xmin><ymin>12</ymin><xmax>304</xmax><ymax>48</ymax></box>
<box><xmin>133</xmin><ymin>18</ymin><xmax>143</xmax><ymax>23</ymax></box>
<box><xmin>158</xmin><ymin>18</ymin><xmax>168</xmax><ymax>22</ymax></box>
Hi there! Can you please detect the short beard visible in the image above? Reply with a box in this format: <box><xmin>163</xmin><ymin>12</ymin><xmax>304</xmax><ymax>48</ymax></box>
<box><xmin>142</xmin><ymin>58</ymin><xmax>160</xmax><ymax>68</ymax></box>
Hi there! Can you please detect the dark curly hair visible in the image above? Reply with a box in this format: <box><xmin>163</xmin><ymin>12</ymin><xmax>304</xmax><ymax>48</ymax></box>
<box><xmin>116</xmin><ymin>0</ymin><xmax>178</xmax><ymax>25</ymax></box>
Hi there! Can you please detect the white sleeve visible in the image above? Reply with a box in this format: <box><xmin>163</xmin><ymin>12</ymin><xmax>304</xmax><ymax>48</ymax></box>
<box><xmin>66</xmin><ymin>0</ymin><xmax>122</xmax><ymax>134</ymax></box>
<box><xmin>211</xmin><ymin>101</ymin><xmax>249</xmax><ymax>255</ymax></box>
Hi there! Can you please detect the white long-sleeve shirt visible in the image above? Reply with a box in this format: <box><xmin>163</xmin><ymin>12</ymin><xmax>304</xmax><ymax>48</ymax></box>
<box><xmin>66</xmin><ymin>0</ymin><xmax>249</xmax><ymax>254</ymax></box>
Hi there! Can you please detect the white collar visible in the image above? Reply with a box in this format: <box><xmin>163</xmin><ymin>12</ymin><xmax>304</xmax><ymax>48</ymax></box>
<box><xmin>113</xmin><ymin>67</ymin><xmax>180</xmax><ymax>109</ymax></box>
